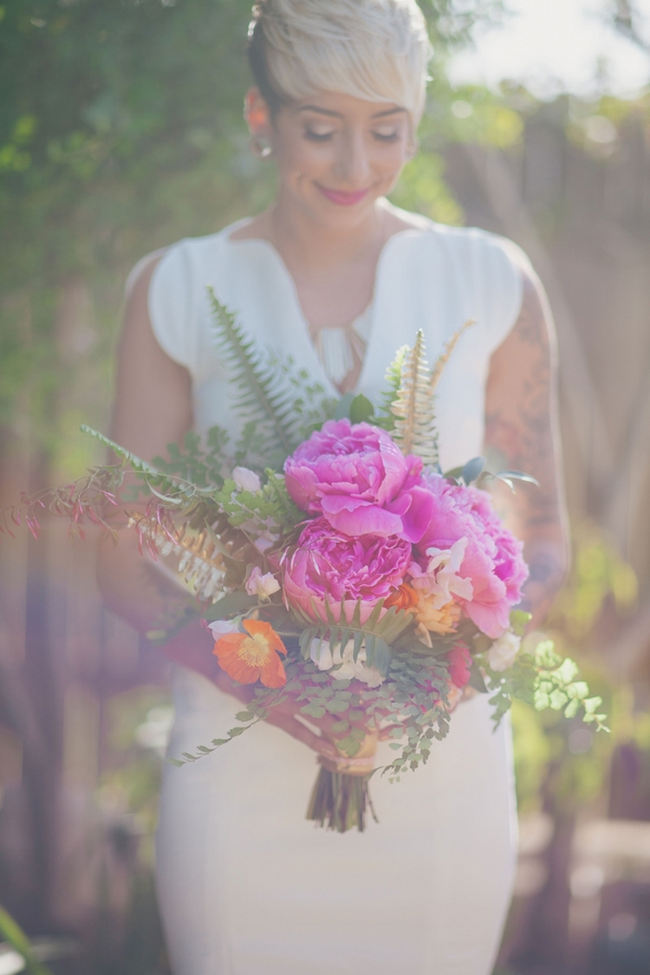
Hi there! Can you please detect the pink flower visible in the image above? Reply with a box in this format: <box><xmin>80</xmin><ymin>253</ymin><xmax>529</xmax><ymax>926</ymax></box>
<box><xmin>280</xmin><ymin>516</ymin><xmax>411</xmax><ymax>623</ymax></box>
<box><xmin>448</xmin><ymin>643</ymin><xmax>472</xmax><ymax>689</ymax></box>
<box><xmin>415</xmin><ymin>474</ymin><xmax>528</xmax><ymax>638</ymax></box>
<box><xmin>284</xmin><ymin>419</ymin><xmax>432</xmax><ymax>541</ymax></box>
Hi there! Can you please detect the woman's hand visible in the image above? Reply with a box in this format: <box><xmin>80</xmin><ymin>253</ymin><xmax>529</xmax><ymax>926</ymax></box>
<box><xmin>161</xmin><ymin>618</ymin><xmax>384</xmax><ymax>763</ymax></box>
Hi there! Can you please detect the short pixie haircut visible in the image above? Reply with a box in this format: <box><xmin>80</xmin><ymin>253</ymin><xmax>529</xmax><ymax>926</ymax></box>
<box><xmin>248</xmin><ymin>0</ymin><xmax>431</xmax><ymax>123</ymax></box>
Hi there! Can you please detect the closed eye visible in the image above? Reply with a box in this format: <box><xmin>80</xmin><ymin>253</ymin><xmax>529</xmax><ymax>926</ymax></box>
<box><xmin>303</xmin><ymin>128</ymin><xmax>335</xmax><ymax>142</ymax></box>
<box><xmin>372</xmin><ymin>130</ymin><xmax>400</xmax><ymax>142</ymax></box>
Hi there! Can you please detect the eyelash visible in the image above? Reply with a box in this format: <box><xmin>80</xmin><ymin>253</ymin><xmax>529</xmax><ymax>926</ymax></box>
<box><xmin>303</xmin><ymin>129</ymin><xmax>400</xmax><ymax>143</ymax></box>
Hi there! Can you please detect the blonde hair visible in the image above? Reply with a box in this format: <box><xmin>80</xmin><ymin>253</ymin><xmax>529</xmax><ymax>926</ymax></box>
<box><xmin>248</xmin><ymin>0</ymin><xmax>431</xmax><ymax>123</ymax></box>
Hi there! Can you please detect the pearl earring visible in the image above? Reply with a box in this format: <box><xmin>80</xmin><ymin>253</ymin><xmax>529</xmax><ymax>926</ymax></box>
<box><xmin>251</xmin><ymin>136</ymin><xmax>273</xmax><ymax>159</ymax></box>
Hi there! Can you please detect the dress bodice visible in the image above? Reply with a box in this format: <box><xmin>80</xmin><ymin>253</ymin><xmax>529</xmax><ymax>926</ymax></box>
<box><xmin>148</xmin><ymin>207</ymin><xmax>527</xmax><ymax>469</ymax></box>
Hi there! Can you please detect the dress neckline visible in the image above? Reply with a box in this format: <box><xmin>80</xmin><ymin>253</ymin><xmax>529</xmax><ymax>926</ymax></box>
<box><xmin>224</xmin><ymin>213</ymin><xmax>431</xmax><ymax>398</ymax></box>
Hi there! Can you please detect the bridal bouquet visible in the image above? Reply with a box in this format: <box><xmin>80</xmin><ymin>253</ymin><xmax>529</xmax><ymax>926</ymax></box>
<box><xmin>5</xmin><ymin>293</ymin><xmax>607</xmax><ymax>831</ymax></box>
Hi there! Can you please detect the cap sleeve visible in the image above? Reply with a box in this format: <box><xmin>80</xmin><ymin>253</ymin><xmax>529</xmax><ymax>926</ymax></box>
<box><xmin>467</xmin><ymin>230</ymin><xmax>529</xmax><ymax>351</ymax></box>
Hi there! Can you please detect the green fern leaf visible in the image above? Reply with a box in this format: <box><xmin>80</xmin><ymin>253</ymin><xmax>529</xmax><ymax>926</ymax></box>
<box><xmin>375</xmin><ymin>345</ymin><xmax>408</xmax><ymax>430</ymax></box>
<box><xmin>209</xmin><ymin>291</ymin><xmax>296</xmax><ymax>459</ymax></box>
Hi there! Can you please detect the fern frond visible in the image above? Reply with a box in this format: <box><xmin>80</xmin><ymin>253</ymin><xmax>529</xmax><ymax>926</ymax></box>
<box><xmin>81</xmin><ymin>425</ymin><xmax>215</xmax><ymax>505</ymax></box>
<box><xmin>390</xmin><ymin>330</ymin><xmax>438</xmax><ymax>466</ymax></box>
<box><xmin>292</xmin><ymin>598</ymin><xmax>416</xmax><ymax>676</ymax></box>
<box><xmin>209</xmin><ymin>292</ymin><xmax>295</xmax><ymax>457</ymax></box>
<box><xmin>429</xmin><ymin>319</ymin><xmax>475</xmax><ymax>394</ymax></box>
<box><xmin>375</xmin><ymin>345</ymin><xmax>408</xmax><ymax>430</ymax></box>
<box><xmin>128</xmin><ymin>506</ymin><xmax>260</xmax><ymax>601</ymax></box>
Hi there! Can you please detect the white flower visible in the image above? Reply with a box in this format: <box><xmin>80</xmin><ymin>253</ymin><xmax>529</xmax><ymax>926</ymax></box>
<box><xmin>245</xmin><ymin>566</ymin><xmax>280</xmax><ymax>600</ymax></box>
<box><xmin>410</xmin><ymin>538</ymin><xmax>473</xmax><ymax>608</ymax></box>
<box><xmin>310</xmin><ymin>638</ymin><xmax>384</xmax><ymax>688</ymax></box>
<box><xmin>488</xmin><ymin>631</ymin><xmax>521</xmax><ymax>672</ymax></box>
<box><xmin>309</xmin><ymin>638</ymin><xmax>333</xmax><ymax>671</ymax></box>
<box><xmin>232</xmin><ymin>466</ymin><xmax>261</xmax><ymax>492</ymax></box>
<box><xmin>207</xmin><ymin>619</ymin><xmax>240</xmax><ymax>641</ymax></box>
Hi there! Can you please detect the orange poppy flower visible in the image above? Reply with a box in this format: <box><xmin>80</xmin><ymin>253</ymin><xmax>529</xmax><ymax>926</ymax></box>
<box><xmin>385</xmin><ymin>583</ymin><xmax>418</xmax><ymax>612</ymax></box>
<box><xmin>212</xmin><ymin>619</ymin><xmax>287</xmax><ymax>688</ymax></box>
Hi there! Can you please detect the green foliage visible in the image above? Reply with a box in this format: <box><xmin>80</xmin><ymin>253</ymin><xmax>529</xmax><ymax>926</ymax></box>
<box><xmin>209</xmin><ymin>291</ymin><xmax>337</xmax><ymax>468</ymax></box>
<box><xmin>481</xmin><ymin>638</ymin><xmax>609</xmax><ymax>733</ymax></box>
<box><xmin>0</xmin><ymin>906</ymin><xmax>55</xmax><ymax>975</ymax></box>
<box><xmin>374</xmin><ymin>345</ymin><xmax>408</xmax><ymax>431</ymax></box>
<box><xmin>293</xmin><ymin>599</ymin><xmax>416</xmax><ymax>676</ymax></box>
<box><xmin>152</xmin><ymin>427</ymin><xmax>231</xmax><ymax>488</ymax></box>
<box><xmin>212</xmin><ymin>471</ymin><xmax>303</xmax><ymax>536</ymax></box>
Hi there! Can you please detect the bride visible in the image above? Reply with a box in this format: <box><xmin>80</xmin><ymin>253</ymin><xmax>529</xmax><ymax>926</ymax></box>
<box><xmin>98</xmin><ymin>1</ymin><xmax>568</xmax><ymax>972</ymax></box>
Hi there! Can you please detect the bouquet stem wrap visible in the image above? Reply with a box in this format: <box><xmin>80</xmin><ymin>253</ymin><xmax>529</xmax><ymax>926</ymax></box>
<box><xmin>306</xmin><ymin>733</ymin><xmax>379</xmax><ymax>832</ymax></box>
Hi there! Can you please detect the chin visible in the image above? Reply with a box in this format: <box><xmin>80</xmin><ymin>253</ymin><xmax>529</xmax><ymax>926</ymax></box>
<box><xmin>307</xmin><ymin>189</ymin><xmax>385</xmax><ymax>229</ymax></box>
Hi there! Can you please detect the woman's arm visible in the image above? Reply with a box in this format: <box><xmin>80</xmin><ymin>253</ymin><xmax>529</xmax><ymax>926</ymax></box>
<box><xmin>96</xmin><ymin>254</ymin><xmax>196</xmax><ymax>634</ymax></box>
<box><xmin>484</xmin><ymin>264</ymin><xmax>570</xmax><ymax>629</ymax></box>
<box><xmin>97</xmin><ymin>258</ymin><xmax>343</xmax><ymax>759</ymax></box>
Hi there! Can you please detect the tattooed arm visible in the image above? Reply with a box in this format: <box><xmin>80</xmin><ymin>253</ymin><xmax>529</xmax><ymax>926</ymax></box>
<box><xmin>484</xmin><ymin>261</ymin><xmax>570</xmax><ymax>629</ymax></box>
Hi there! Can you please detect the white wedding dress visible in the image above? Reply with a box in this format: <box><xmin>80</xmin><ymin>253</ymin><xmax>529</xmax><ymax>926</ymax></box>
<box><xmin>150</xmin><ymin>206</ymin><xmax>526</xmax><ymax>975</ymax></box>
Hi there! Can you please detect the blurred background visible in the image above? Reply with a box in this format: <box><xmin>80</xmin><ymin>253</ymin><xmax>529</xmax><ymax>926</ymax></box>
<box><xmin>0</xmin><ymin>1</ymin><xmax>648</xmax><ymax>972</ymax></box>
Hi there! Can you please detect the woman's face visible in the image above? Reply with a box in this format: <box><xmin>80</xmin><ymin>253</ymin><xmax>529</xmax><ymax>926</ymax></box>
<box><xmin>263</xmin><ymin>91</ymin><xmax>414</xmax><ymax>229</ymax></box>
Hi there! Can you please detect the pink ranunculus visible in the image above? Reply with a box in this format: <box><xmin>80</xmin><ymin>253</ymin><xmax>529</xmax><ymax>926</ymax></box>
<box><xmin>415</xmin><ymin>473</ymin><xmax>528</xmax><ymax>639</ymax></box>
<box><xmin>284</xmin><ymin>419</ymin><xmax>430</xmax><ymax>540</ymax></box>
<box><xmin>280</xmin><ymin>516</ymin><xmax>412</xmax><ymax>623</ymax></box>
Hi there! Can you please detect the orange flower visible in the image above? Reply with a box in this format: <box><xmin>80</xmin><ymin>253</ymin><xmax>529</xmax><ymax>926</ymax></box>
<box><xmin>413</xmin><ymin>594</ymin><xmax>461</xmax><ymax>635</ymax></box>
<box><xmin>212</xmin><ymin>619</ymin><xmax>287</xmax><ymax>688</ymax></box>
<box><xmin>385</xmin><ymin>583</ymin><xmax>418</xmax><ymax>612</ymax></box>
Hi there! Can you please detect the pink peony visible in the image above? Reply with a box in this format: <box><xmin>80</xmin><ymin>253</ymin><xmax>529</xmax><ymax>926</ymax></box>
<box><xmin>284</xmin><ymin>419</ymin><xmax>433</xmax><ymax>541</ymax></box>
<box><xmin>414</xmin><ymin>474</ymin><xmax>528</xmax><ymax>638</ymax></box>
<box><xmin>280</xmin><ymin>516</ymin><xmax>411</xmax><ymax>623</ymax></box>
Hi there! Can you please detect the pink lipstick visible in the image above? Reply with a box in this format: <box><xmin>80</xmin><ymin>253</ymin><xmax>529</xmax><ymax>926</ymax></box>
<box><xmin>317</xmin><ymin>186</ymin><xmax>369</xmax><ymax>206</ymax></box>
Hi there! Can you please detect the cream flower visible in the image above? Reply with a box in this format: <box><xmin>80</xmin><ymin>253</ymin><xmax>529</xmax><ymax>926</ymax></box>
<box><xmin>487</xmin><ymin>631</ymin><xmax>521</xmax><ymax>672</ymax></box>
<box><xmin>232</xmin><ymin>466</ymin><xmax>262</xmax><ymax>492</ymax></box>
<box><xmin>207</xmin><ymin>619</ymin><xmax>240</xmax><ymax>641</ymax></box>
<box><xmin>245</xmin><ymin>566</ymin><xmax>280</xmax><ymax>600</ymax></box>
<box><xmin>410</xmin><ymin>538</ymin><xmax>473</xmax><ymax>609</ymax></box>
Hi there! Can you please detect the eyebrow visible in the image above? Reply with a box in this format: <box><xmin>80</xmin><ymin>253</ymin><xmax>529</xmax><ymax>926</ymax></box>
<box><xmin>297</xmin><ymin>105</ymin><xmax>407</xmax><ymax>119</ymax></box>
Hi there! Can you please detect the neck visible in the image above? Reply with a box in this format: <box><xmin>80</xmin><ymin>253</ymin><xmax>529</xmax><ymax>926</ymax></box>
<box><xmin>268</xmin><ymin>195</ymin><xmax>389</xmax><ymax>271</ymax></box>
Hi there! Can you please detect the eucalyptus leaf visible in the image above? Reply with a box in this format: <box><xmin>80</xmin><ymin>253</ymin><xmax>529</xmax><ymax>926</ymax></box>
<box><xmin>461</xmin><ymin>456</ymin><xmax>485</xmax><ymax>484</ymax></box>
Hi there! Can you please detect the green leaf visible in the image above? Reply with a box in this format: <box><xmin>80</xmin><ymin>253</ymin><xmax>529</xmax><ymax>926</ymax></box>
<box><xmin>301</xmin><ymin>704</ymin><xmax>326</xmax><ymax>718</ymax></box>
<box><xmin>461</xmin><ymin>456</ymin><xmax>485</xmax><ymax>484</ymax></box>
<box><xmin>0</xmin><ymin>906</ymin><xmax>55</xmax><ymax>975</ymax></box>
<box><xmin>509</xmin><ymin>608</ymin><xmax>532</xmax><ymax>635</ymax></box>
<box><xmin>349</xmin><ymin>394</ymin><xmax>374</xmax><ymax>423</ymax></box>
<box><xmin>496</xmin><ymin>469</ymin><xmax>539</xmax><ymax>486</ymax></box>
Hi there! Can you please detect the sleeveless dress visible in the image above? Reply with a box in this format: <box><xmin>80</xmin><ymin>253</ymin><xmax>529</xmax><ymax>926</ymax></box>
<box><xmin>150</xmin><ymin>209</ymin><xmax>526</xmax><ymax>975</ymax></box>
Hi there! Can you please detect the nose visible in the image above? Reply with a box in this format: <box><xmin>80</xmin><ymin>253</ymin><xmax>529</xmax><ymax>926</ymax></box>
<box><xmin>333</xmin><ymin>129</ymin><xmax>371</xmax><ymax>186</ymax></box>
